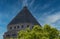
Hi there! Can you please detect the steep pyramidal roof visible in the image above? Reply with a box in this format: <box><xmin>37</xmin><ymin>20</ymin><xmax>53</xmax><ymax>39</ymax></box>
<box><xmin>8</xmin><ymin>6</ymin><xmax>40</xmax><ymax>25</ymax></box>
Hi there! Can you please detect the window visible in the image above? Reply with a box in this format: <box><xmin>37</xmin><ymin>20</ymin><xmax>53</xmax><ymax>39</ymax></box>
<box><xmin>10</xmin><ymin>27</ymin><xmax>12</xmax><ymax>29</ymax></box>
<box><xmin>6</xmin><ymin>34</ymin><xmax>10</xmax><ymax>37</ymax></box>
<box><xmin>12</xmin><ymin>34</ymin><xmax>16</xmax><ymax>36</ymax></box>
<box><xmin>14</xmin><ymin>26</ymin><xmax>16</xmax><ymax>29</ymax></box>
<box><xmin>27</xmin><ymin>25</ymin><xmax>29</xmax><ymax>28</ymax></box>
<box><xmin>21</xmin><ymin>25</ymin><xmax>23</xmax><ymax>28</ymax></box>
<box><xmin>17</xmin><ymin>26</ymin><xmax>20</xmax><ymax>29</ymax></box>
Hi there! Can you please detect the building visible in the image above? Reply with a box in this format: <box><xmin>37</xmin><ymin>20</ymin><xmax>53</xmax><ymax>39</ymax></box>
<box><xmin>3</xmin><ymin>6</ymin><xmax>41</xmax><ymax>39</ymax></box>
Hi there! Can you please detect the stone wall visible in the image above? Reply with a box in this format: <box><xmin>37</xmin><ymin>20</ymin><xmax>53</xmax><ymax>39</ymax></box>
<box><xmin>3</xmin><ymin>23</ymin><xmax>34</xmax><ymax>39</ymax></box>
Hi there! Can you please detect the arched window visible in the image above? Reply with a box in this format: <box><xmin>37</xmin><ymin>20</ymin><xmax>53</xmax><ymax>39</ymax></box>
<box><xmin>14</xmin><ymin>26</ymin><xmax>16</xmax><ymax>29</ymax></box>
<box><xmin>27</xmin><ymin>25</ymin><xmax>29</xmax><ymax>28</ymax></box>
<box><xmin>17</xmin><ymin>26</ymin><xmax>20</xmax><ymax>29</ymax></box>
<box><xmin>10</xmin><ymin>27</ymin><xmax>12</xmax><ymax>29</ymax></box>
<box><xmin>6</xmin><ymin>34</ymin><xmax>10</xmax><ymax>37</ymax></box>
<box><xmin>21</xmin><ymin>25</ymin><xmax>23</xmax><ymax>28</ymax></box>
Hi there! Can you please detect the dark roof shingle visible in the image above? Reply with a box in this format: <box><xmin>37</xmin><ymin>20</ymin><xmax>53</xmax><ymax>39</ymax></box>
<box><xmin>8</xmin><ymin>6</ymin><xmax>40</xmax><ymax>25</ymax></box>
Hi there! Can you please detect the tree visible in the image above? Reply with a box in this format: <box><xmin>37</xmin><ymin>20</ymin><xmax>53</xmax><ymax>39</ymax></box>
<box><xmin>18</xmin><ymin>24</ymin><xmax>60</xmax><ymax>39</ymax></box>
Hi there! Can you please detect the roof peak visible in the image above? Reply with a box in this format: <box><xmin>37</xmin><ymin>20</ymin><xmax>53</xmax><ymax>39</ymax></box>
<box><xmin>8</xmin><ymin>6</ymin><xmax>40</xmax><ymax>25</ymax></box>
<box><xmin>23</xmin><ymin>6</ymin><xmax>28</xmax><ymax>9</ymax></box>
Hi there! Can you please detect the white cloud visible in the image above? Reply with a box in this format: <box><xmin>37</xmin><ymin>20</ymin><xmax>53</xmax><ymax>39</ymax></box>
<box><xmin>45</xmin><ymin>12</ymin><xmax>60</xmax><ymax>24</ymax></box>
<box><xmin>23</xmin><ymin>0</ymin><xmax>28</xmax><ymax>6</ymax></box>
<box><xmin>29</xmin><ymin>0</ymin><xmax>35</xmax><ymax>7</ymax></box>
<box><xmin>40</xmin><ymin>3</ymin><xmax>51</xmax><ymax>10</ymax></box>
<box><xmin>0</xmin><ymin>32</ymin><xmax>4</xmax><ymax>39</ymax></box>
<box><xmin>0</xmin><ymin>26</ymin><xmax>6</xmax><ymax>39</ymax></box>
<box><xmin>39</xmin><ymin>12</ymin><xmax>60</xmax><ymax>30</ymax></box>
<box><xmin>42</xmin><ymin>9</ymin><xmax>55</xmax><ymax>17</ymax></box>
<box><xmin>33</xmin><ymin>5</ymin><xmax>40</xmax><ymax>12</ymax></box>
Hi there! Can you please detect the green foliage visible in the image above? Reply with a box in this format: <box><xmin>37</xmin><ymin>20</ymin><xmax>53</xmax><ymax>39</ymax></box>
<box><xmin>18</xmin><ymin>24</ymin><xmax>60</xmax><ymax>39</ymax></box>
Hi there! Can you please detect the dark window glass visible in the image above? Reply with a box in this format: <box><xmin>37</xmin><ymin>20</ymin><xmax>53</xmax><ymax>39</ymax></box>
<box><xmin>12</xmin><ymin>34</ymin><xmax>16</xmax><ymax>36</ymax></box>
<box><xmin>10</xmin><ymin>27</ymin><xmax>12</xmax><ymax>29</ymax></box>
<box><xmin>21</xmin><ymin>25</ymin><xmax>23</xmax><ymax>28</ymax></box>
<box><xmin>6</xmin><ymin>34</ymin><xmax>10</xmax><ymax>37</ymax></box>
<box><xmin>14</xmin><ymin>26</ymin><xmax>16</xmax><ymax>29</ymax></box>
<box><xmin>17</xmin><ymin>26</ymin><xmax>20</xmax><ymax>28</ymax></box>
<box><xmin>27</xmin><ymin>25</ymin><xmax>29</xmax><ymax>27</ymax></box>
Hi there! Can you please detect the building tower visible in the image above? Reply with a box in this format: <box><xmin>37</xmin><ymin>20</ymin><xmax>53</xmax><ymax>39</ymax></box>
<box><xmin>3</xmin><ymin>6</ymin><xmax>41</xmax><ymax>39</ymax></box>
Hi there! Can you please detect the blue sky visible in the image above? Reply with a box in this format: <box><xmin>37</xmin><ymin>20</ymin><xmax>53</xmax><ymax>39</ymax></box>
<box><xmin>0</xmin><ymin>0</ymin><xmax>60</xmax><ymax>39</ymax></box>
